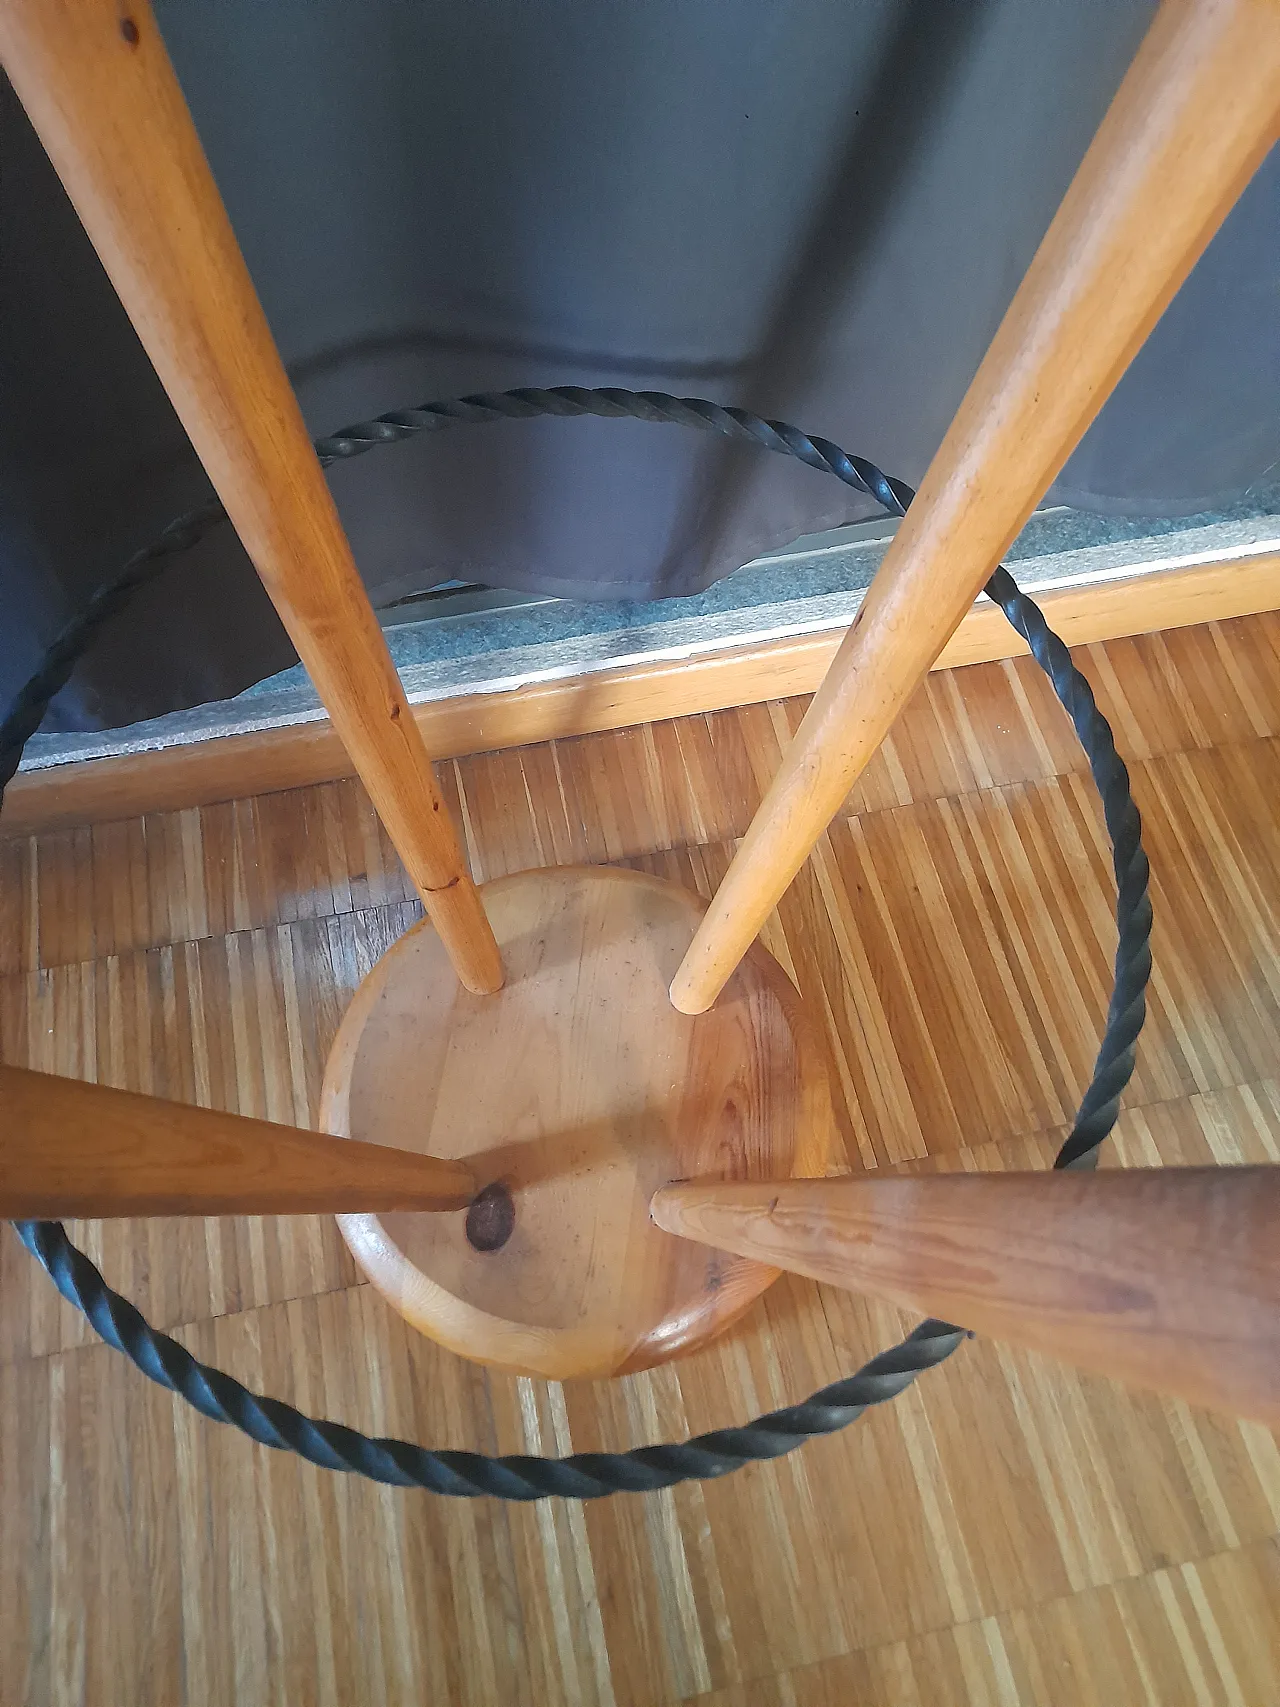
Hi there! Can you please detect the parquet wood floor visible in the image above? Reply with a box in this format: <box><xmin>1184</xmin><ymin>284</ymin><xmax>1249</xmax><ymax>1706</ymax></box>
<box><xmin>3</xmin><ymin>612</ymin><xmax>1279</xmax><ymax>1704</ymax></box>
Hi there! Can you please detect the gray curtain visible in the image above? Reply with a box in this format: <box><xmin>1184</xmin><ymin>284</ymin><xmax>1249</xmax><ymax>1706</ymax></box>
<box><xmin>2</xmin><ymin>0</ymin><xmax>1276</xmax><ymax>732</ymax></box>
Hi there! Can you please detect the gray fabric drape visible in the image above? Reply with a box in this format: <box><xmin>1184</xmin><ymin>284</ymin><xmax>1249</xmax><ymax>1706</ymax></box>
<box><xmin>2</xmin><ymin>0</ymin><xmax>1276</xmax><ymax>732</ymax></box>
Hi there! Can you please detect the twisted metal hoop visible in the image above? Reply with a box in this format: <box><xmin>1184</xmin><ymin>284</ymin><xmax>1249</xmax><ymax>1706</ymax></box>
<box><xmin>2</xmin><ymin>388</ymin><xmax>1151</xmax><ymax>1498</ymax></box>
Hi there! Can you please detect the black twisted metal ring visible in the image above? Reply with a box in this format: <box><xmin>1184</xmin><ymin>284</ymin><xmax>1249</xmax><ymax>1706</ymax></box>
<box><xmin>2</xmin><ymin>387</ymin><xmax>1151</xmax><ymax>1499</ymax></box>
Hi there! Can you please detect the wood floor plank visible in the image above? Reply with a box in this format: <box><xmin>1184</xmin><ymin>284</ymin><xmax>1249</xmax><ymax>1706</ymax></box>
<box><xmin>3</xmin><ymin>1267</ymin><xmax>1276</xmax><ymax>1705</ymax></box>
<box><xmin>10</xmin><ymin>609</ymin><xmax>1280</xmax><ymax>980</ymax></box>
<box><xmin>680</xmin><ymin>1538</ymin><xmax>1280</xmax><ymax>1707</ymax></box>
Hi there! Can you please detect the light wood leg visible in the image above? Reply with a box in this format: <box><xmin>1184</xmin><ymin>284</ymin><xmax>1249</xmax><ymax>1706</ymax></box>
<box><xmin>652</xmin><ymin>1167</ymin><xmax>1280</xmax><ymax>1427</ymax></box>
<box><xmin>0</xmin><ymin>0</ymin><xmax>503</xmax><ymax>994</ymax></box>
<box><xmin>671</xmin><ymin>0</ymin><xmax>1280</xmax><ymax>1013</ymax></box>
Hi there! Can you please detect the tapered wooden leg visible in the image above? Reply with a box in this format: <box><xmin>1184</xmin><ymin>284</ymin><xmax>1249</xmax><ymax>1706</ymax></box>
<box><xmin>651</xmin><ymin>1168</ymin><xmax>1280</xmax><ymax>1427</ymax></box>
<box><xmin>671</xmin><ymin>0</ymin><xmax>1280</xmax><ymax>1014</ymax></box>
<box><xmin>0</xmin><ymin>0</ymin><xmax>502</xmax><ymax>994</ymax></box>
<box><xmin>0</xmin><ymin>1065</ymin><xmax>475</xmax><ymax>1217</ymax></box>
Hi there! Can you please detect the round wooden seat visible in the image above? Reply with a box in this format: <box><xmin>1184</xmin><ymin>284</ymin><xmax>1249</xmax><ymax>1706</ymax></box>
<box><xmin>321</xmin><ymin>866</ymin><xmax>831</xmax><ymax>1379</ymax></box>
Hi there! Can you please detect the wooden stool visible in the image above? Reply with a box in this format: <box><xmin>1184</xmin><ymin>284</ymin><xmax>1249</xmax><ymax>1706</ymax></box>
<box><xmin>4</xmin><ymin>0</ymin><xmax>1280</xmax><ymax>1425</ymax></box>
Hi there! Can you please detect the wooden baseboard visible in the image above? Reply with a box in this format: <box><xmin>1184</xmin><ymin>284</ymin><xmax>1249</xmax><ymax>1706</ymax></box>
<box><xmin>4</xmin><ymin>546</ymin><xmax>1277</xmax><ymax>837</ymax></box>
